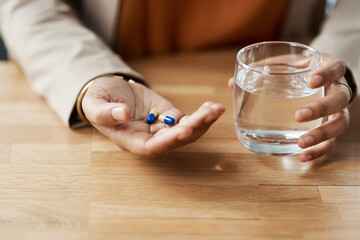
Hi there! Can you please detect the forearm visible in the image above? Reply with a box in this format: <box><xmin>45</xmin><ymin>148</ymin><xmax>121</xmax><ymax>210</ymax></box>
<box><xmin>0</xmin><ymin>0</ymin><xmax>145</xmax><ymax>127</ymax></box>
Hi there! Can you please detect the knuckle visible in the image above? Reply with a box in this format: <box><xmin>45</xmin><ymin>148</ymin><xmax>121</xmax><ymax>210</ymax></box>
<box><xmin>316</xmin><ymin>127</ymin><xmax>328</xmax><ymax>143</ymax></box>
<box><xmin>325</xmin><ymin>60</ymin><xmax>345</xmax><ymax>82</ymax></box>
<box><xmin>318</xmin><ymin>101</ymin><xmax>329</xmax><ymax>117</ymax></box>
<box><xmin>327</xmin><ymin>67</ymin><xmax>336</xmax><ymax>81</ymax></box>
<box><xmin>338</xmin><ymin>60</ymin><xmax>347</xmax><ymax>75</ymax></box>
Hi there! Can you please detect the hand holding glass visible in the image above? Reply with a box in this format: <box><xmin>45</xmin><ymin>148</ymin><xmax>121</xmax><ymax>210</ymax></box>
<box><xmin>233</xmin><ymin>41</ymin><xmax>323</xmax><ymax>155</ymax></box>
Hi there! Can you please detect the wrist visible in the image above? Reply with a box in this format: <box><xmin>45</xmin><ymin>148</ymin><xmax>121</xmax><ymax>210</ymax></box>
<box><xmin>75</xmin><ymin>74</ymin><xmax>133</xmax><ymax>126</ymax></box>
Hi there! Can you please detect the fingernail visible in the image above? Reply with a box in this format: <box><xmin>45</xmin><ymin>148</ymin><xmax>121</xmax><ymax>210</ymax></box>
<box><xmin>302</xmin><ymin>136</ymin><xmax>315</xmax><ymax>147</ymax></box>
<box><xmin>210</xmin><ymin>104</ymin><xmax>224</xmax><ymax>112</ymax></box>
<box><xmin>112</xmin><ymin>107</ymin><xmax>125</xmax><ymax>120</ymax></box>
<box><xmin>310</xmin><ymin>75</ymin><xmax>323</xmax><ymax>86</ymax></box>
<box><xmin>296</xmin><ymin>108</ymin><xmax>312</xmax><ymax>120</ymax></box>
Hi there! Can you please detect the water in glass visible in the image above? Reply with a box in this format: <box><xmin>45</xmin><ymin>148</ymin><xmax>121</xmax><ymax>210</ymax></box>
<box><xmin>233</xmin><ymin>65</ymin><xmax>324</xmax><ymax>155</ymax></box>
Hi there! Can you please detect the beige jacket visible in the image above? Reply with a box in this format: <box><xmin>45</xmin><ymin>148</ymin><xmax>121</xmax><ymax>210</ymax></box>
<box><xmin>0</xmin><ymin>0</ymin><xmax>359</xmax><ymax>127</ymax></box>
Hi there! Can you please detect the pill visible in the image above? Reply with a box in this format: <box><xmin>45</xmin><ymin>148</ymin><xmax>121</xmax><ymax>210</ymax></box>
<box><xmin>158</xmin><ymin>114</ymin><xmax>175</xmax><ymax>125</ymax></box>
<box><xmin>146</xmin><ymin>109</ymin><xmax>158</xmax><ymax>124</ymax></box>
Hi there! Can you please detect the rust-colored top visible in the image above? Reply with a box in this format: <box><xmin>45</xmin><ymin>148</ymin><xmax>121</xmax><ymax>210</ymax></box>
<box><xmin>115</xmin><ymin>0</ymin><xmax>289</xmax><ymax>58</ymax></box>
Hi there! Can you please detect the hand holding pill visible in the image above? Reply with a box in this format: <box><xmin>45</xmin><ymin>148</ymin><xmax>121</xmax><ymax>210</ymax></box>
<box><xmin>82</xmin><ymin>75</ymin><xmax>225</xmax><ymax>157</ymax></box>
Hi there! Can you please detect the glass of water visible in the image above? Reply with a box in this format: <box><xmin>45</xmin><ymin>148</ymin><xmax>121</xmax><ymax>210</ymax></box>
<box><xmin>233</xmin><ymin>41</ymin><xmax>323</xmax><ymax>155</ymax></box>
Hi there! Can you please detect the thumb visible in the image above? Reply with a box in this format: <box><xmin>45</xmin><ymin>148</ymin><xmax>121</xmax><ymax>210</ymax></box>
<box><xmin>84</xmin><ymin>101</ymin><xmax>131</xmax><ymax>126</ymax></box>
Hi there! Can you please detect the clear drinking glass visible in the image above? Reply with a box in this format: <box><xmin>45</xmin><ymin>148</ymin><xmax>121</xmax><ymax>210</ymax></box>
<box><xmin>233</xmin><ymin>41</ymin><xmax>323</xmax><ymax>155</ymax></box>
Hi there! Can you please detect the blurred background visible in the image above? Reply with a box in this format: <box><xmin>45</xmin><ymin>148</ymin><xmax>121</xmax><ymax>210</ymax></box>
<box><xmin>0</xmin><ymin>0</ymin><xmax>337</xmax><ymax>62</ymax></box>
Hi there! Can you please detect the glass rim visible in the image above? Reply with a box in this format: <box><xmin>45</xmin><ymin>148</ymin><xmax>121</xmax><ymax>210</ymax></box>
<box><xmin>236</xmin><ymin>41</ymin><xmax>322</xmax><ymax>75</ymax></box>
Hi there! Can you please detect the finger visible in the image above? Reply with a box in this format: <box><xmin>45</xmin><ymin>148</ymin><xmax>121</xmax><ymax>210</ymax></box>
<box><xmin>84</xmin><ymin>99</ymin><xmax>131</xmax><ymax>126</ymax></box>
<box><xmin>228</xmin><ymin>78</ymin><xmax>235</xmax><ymax>90</ymax></box>
<box><xmin>129</xmin><ymin>102</ymin><xmax>225</xmax><ymax>157</ymax></box>
<box><xmin>295</xmin><ymin>82</ymin><xmax>350</xmax><ymax>122</ymax></box>
<box><xmin>179</xmin><ymin>101</ymin><xmax>226</xmax><ymax>128</ymax></box>
<box><xmin>299</xmin><ymin>138</ymin><xmax>336</xmax><ymax>162</ymax></box>
<box><xmin>145</xmin><ymin>102</ymin><xmax>225</xmax><ymax>155</ymax></box>
<box><xmin>308</xmin><ymin>57</ymin><xmax>346</xmax><ymax>88</ymax></box>
<box><xmin>298</xmin><ymin>109</ymin><xmax>349</xmax><ymax>149</ymax></box>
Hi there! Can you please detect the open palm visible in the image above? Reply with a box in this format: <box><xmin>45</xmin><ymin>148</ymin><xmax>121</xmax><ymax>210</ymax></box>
<box><xmin>82</xmin><ymin>76</ymin><xmax>225</xmax><ymax>157</ymax></box>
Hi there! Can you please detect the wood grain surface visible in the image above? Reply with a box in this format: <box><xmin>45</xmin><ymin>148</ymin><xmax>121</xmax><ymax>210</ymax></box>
<box><xmin>1</xmin><ymin>49</ymin><xmax>360</xmax><ymax>240</ymax></box>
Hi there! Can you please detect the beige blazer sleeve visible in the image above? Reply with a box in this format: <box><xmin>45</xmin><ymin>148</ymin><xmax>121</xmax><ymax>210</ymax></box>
<box><xmin>0</xmin><ymin>0</ymin><xmax>145</xmax><ymax>127</ymax></box>
<box><xmin>311</xmin><ymin>0</ymin><xmax>359</xmax><ymax>94</ymax></box>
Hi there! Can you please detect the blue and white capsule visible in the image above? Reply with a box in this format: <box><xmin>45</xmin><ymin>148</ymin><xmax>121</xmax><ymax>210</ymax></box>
<box><xmin>146</xmin><ymin>108</ymin><xmax>158</xmax><ymax>124</ymax></box>
<box><xmin>158</xmin><ymin>114</ymin><xmax>175</xmax><ymax>125</ymax></box>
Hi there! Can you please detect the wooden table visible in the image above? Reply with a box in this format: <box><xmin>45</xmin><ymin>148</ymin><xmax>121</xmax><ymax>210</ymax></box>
<box><xmin>1</xmin><ymin>49</ymin><xmax>360</xmax><ymax>240</ymax></box>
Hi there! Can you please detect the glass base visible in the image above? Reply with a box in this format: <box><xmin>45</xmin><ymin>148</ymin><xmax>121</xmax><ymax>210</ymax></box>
<box><xmin>240</xmin><ymin>139</ymin><xmax>304</xmax><ymax>156</ymax></box>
